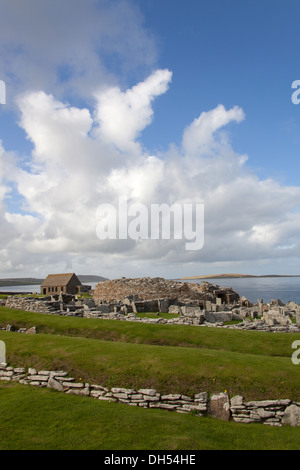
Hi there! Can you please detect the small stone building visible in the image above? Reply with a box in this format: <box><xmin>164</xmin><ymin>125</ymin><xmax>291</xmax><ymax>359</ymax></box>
<box><xmin>41</xmin><ymin>273</ymin><xmax>90</xmax><ymax>295</ymax></box>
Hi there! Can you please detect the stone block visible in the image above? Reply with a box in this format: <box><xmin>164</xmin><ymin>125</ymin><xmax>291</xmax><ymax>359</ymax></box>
<box><xmin>111</xmin><ymin>387</ymin><xmax>135</xmax><ymax>394</ymax></box>
<box><xmin>168</xmin><ymin>305</ymin><xmax>180</xmax><ymax>314</ymax></box>
<box><xmin>50</xmin><ymin>371</ymin><xmax>68</xmax><ymax>378</ymax></box>
<box><xmin>66</xmin><ymin>387</ymin><xmax>90</xmax><ymax>396</ymax></box>
<box><xmin>149</xmin><ymin>403</ymin><xmax>177</xmax><ymax>410</ymax></box>
<box><xmin>143</xmin><ymin>394</ymin><xmax>160</xmax><ymax>401</ymax></box>
<box><xmin>48</xmin><ymin>377</ymin><xmax>64</xmax><ymax>392</ymax></box>
<box><xmin>161</xmin><ymin>394</ymin><xmax>181</xmax><ymax>401</ymax></box>
<box><xmin>0</xmin><ymin>341</ymin><xmax>6</xmax><ymax>365</ymax></box>
<box><xmin>208</xmin><ymin>392</ymin><xmax>230</xmax><ymax>421</ymax></box>
<box><xmin>90</xmin><ymin>390</ymin><xmax>106</xmax><ymax>398</ymax></box>
<box><xmin>26</xmin><ymin>327</ymin><xmax>37</xmax><ymax>334</ymax></box>
<box><xmin>282</xmin><ymin>404</ymin><xmax>300</xmax><ymax>427</ymax></box>
<box><xmin>194</xmin><ymin>392</ymin><xmax>208</xmax><ymax>401</ymax></box>
<box><xmin>158</xmin><ymin>298</ymin><xmax>169</xmax><ymax>313</ymax></box>
<box><xmin>0</xmin><ymin>370</ymin><xmax>13</xmax><ymax>377</ymax></box>
<box><xmin>138</xmin><ymin>388</ymin><xmax>156</xmax><ymax>396</ymax></box>
<box><xmin>28</xmin><ymin>375</ymin><xmax>49</xmax><ymax>382</ymax></box>
<box><xmin>230</xmin><ymin>395</ymin><xmax>244</xmax><ymax>406</ymax></box>
<box><xmin>13</xmin><ymin>368</ymin><xmax>25</xmax><ymax>374</ymax></box>
<box><xmin>62</xmin><ymin>381</ymin><xmax>84</xmax><ymax>388</ymax></box>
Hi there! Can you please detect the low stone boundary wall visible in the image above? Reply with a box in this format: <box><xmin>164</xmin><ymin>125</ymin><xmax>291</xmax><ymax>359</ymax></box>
<box><xmin>5</xmin><ymin>296</ymin><xmax>59</xmax><ymax>314</ymax></box>
<box><xmin>0</xmin><ymin>363</ymin><xmax>299</xmax><ymax>427</ymax></box>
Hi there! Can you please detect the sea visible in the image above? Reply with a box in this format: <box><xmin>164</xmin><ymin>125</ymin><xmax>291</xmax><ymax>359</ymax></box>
<box><xmin>180</xmin><ymin>277</ymin><xmax>300</xmax><ymax>305</ymax></box>
<box><xmin>1</xmin><ymin>277</ymin><xmax>300</xmax><ymax>305</ymax></box>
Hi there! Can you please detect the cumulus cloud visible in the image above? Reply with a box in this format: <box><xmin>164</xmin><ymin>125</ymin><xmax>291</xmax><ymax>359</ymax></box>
<box><xmin>0</xmin><ymin>67</ymin><xmax>300</xmax><ymax>278</ymax></box>
<box><xmin>0</xmin><ymin>1</ymin><xmax>299</xmax><ymax>277</ymax></box>
<box><xmin>182</xmin><ymin>104</ymin><xmax>245</xmax><ymax>156</ymax></box>
<box><xmin>93</xmin><ymin>69</ymin><xmax>172</xmax><ymax>154</ymax></box>
<box><xmin>0</xmin><ymin>0</ymin><xmax>157</xmax><ymax>104</ymax></box>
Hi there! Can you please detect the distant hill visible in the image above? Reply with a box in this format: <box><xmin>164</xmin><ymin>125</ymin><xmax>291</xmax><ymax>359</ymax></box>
<box><xmin>0</xmin><ymin>275</ymin><xmax>108</xmax><ymax>287</ymax></box>
<box><xmin>0</xmin><ymin>278</ymin><xmax>44</xmax><ymax>287</ymax></box>
<box><xmin>179</xmin><ymin>273</ymin><xmax>300</xmax><ymax>280</ymax></box>
<box><xmin>77</xmin><ymin>275</ymin><xmax>108</xmax><ymax>283</ymax></box>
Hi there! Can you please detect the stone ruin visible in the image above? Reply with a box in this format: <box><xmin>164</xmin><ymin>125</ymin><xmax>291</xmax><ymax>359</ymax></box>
<box><xmin>93</xmin><ymin>277</ymin><xmax>240</xmax><ymax>310</ymax></box>
<box><xmin>3</xmin><ymin>277</ymin><xmax>300</xmax><ymax>331</ymax></box>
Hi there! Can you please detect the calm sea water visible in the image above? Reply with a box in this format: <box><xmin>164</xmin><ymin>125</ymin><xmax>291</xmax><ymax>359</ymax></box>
<box><xmin>0</xmin><ymin>284</ymin><xmax>42</xmax><ymax>294</ymax></box>
<box><xmin>0</xmin><ymin>282</ymin><xmax>99</xmax><ymax>294</ymax></box>
<box><xmin>1</xmin><ymin>277</ymin><xmax>300</xmax><ymax>305</ymax></box>
<box><xmin>182</xmin><ymin>277</ymin><xmax>300</xmax><ymax>305</ymax></box>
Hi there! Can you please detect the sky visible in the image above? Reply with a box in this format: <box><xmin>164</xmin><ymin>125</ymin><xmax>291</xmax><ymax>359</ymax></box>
<box><xmin>0</xmin><ymin>0</ymin><xmax>300</xmax><ymax>280</ymax></box>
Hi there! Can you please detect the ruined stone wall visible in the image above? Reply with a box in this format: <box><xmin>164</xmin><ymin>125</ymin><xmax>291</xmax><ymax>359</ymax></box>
<box><xmin>5</xmin><ymin>296</ymin><xmax>60</xmax><ymax>314</ymax></box>
<box><xmin>94</xmin><ymin>277</ymin><xmax>195</xmax><ymax>302</ymax></box>
<box><xmin>4</xmin><ymin>294</ymin><xmax>300</xmax><ymax>332</ymax></box>
<box><xmin>93</xmin><ymin>277</ymin><xmax>239</xmax><ymax>304</ymax></box>
<box><xmin>0</xmin><ymin>363</ymin><xmax>299</xmax><ymax>427</ymax></box>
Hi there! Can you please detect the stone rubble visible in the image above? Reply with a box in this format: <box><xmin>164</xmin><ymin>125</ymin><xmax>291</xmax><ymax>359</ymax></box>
<box><xmin>0</xmin><ymin>324</ymin><xmax>37</xmax><ymax>334</ymax></box>
<box><xmin>4</xmin><ymin>278</ymin><xmax>300</xmax><ymax>333</ymax></box>
<box><xmin>0</xmin><ymin>362</ymin><xmax>299</xmax><ymax>427</ymax></box>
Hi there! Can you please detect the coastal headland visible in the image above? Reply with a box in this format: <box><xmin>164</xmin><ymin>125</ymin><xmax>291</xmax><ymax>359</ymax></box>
<box><xmin>178</xmin><ymin>273</ymin><xmax>300</xmax><ymax>280</ymax></box>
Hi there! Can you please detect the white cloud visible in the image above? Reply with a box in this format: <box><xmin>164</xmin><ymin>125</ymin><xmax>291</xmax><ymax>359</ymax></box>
<box><xmin>93</xmin><ymin>69</ymin><xmax>172</xmax><ymax>154</ymax></box>
<box><xmin>0</xmin><ymin>0</ymin><xmax>157</xmax><ymax>104</ymax></box>
<box><xmin>0</xmin><ymin>67</ymin><xmax>299</xmax><ymax>279</ymax></box>
<box><xmin>182</xmin><ymin>104</ymin><xmax>245</xmax><ymax>156</ymax></box>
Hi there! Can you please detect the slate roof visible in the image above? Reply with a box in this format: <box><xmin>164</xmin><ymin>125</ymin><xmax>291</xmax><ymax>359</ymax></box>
<box><xmin>41</xmin><ymin>273</ymin><xmax>81</xmax><ymax>287</ymax></box>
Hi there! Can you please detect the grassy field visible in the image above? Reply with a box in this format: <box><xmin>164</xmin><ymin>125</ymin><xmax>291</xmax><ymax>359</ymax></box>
<box><xmin>0</xmin><ymin>306</ymin><xmax>297</xmax><ymax>357</ymax></box>
<box><xmin>1</xmin><ymin>381</ymin><xmax>300</xmax><ymax>450</ymax></box>
<box><xmin>0</xmin><ymin>305</ymin><xmax>300</xmax><ymax>449</ymax></box>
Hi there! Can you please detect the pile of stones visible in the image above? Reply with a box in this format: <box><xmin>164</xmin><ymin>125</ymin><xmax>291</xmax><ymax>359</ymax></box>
<box><xmin>93</xmin><ymin>277</ymin><xmax>240</xmax><ymax>305</ymax></box>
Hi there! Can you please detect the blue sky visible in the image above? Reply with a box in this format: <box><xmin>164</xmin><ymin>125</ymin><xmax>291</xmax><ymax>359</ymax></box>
<box><xmin>0</xmin><ymin>0</ymin><xmax>300</xmax><ymax>279</ymax></box>
<box><xmin>140</xmin><ymin>0</ymin><xmax>300</xmax><ymax>184</ymax></box>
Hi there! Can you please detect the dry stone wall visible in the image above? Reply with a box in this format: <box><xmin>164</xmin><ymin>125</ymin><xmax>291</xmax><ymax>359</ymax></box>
<box><xmin>5</xmin><ymin>296</ymin><xmax>60</xmax><ymax>314</ymax></box>
<box><xmin>0</xmin><ymin>362</ymin><xmax>299</xmax><ymax>427</ymax></box>
<box><xmin>93</xmin><ymin>277</ymin><xmax>240</xmax><ymax>304</ymax></box>
<box><xmin>230</xmin><ymin>395</ymin><xmax>298</xmax><ymax>426</ymax></box>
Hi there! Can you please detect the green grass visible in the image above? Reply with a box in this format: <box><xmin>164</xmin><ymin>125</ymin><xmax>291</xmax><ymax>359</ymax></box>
<box><xmin>76</xmin><ymin>293</ymin><xmax>93</xmax><ymax>299</ymax></box>
<box><xmin>0</xmin><ymin>306</ymin><xmax>297</xmax><ymax>358</ymax></box>
<box><xmin>136</xmin><ymin>312</ymin><xmax>180</xmax><ymax>319</ymax></box>
<box><xmin>1</xmin><ymin>305</ymin><xmax>300</xmax><ymax>449</ymax></box>
<box><xmin>0</xmin><ymin>327</ymin><xmax>299</xmax><ymax>400</ymax></box>
<box><xmin>1</xmin><ymin>382</ymin><xmax>300</xmax><ymax>450</ymax></box>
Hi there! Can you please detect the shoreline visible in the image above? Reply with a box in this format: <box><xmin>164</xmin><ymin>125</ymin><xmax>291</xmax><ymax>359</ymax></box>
<box><xmin>178</xmin><ymin>274</ymin><xmax>300</xmax><ymax>280</ymax></box>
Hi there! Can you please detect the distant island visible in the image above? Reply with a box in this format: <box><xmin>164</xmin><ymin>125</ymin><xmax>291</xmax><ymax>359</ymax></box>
<box><xmin>0</xmin><ymin>275</ymin><xmax>108</xmax><ymax>287</ymax></box>
<box><xmin>178</xmin><ymin>273</ymin><xmax>300</xmax><ymax>280</ymax></box>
